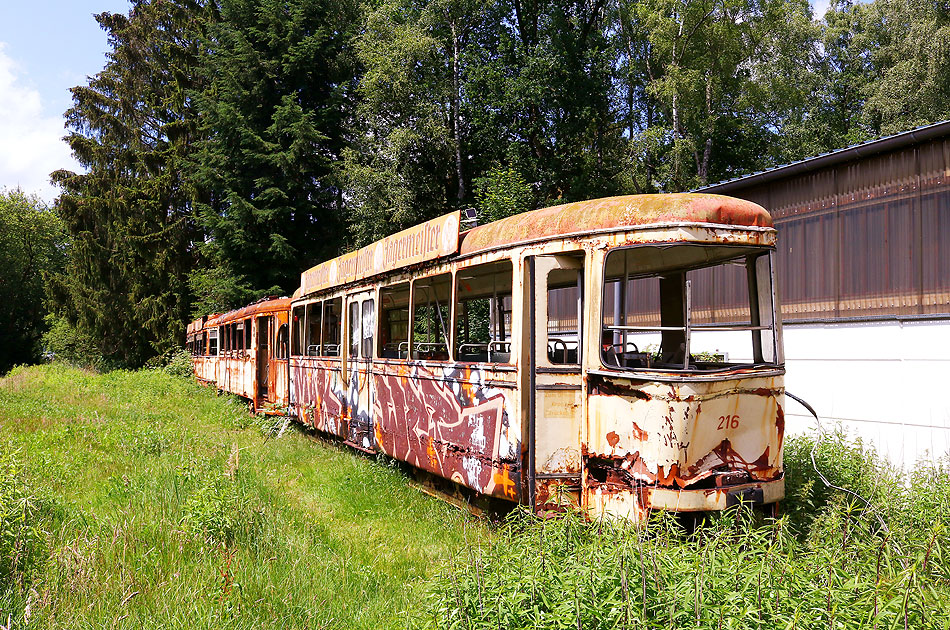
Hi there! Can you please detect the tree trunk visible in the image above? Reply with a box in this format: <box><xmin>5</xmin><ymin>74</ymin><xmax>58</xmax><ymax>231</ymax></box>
<box><xmin>451</xmin><ymin>20</ymin><xmax>465</xmax><ymax>203</ymax></box>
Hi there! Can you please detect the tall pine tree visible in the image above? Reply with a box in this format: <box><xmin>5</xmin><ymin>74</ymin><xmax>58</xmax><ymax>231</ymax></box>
<box><xmin>190</xmin><ymin>0</ymin><xmax>360</xmax><ymax>300</ymax></box>
<box><xmin>51</xmin><ymin>0</ymin><xmax>206</xmax><ymax>367</ymax></box>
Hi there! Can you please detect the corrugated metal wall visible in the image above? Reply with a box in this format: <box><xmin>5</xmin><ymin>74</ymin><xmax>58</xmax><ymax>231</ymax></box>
<box><xmin>735</xmin><ymin>137</ymin><xmax>950</xmax><ymax>321</ymax></box>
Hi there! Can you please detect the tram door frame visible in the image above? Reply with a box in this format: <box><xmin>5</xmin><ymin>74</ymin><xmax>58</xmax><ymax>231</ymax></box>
<box><xmin>526</xmin><ymin>252</ymin><xmax>585</xmax><ymax>510</ymax></box>
<box><xmin>256</xmin><ymin>315</ymin><xmax>270</xmax><ymax>408</ymax></box>
<box><xmin>345</xmin><ymin>290</ymin><xmax>377</xmax><ymax>451</ymax></box>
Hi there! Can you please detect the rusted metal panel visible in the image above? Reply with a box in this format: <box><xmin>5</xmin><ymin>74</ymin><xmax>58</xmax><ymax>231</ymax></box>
<box><xmin>205</xmin><ymin>298</ymin><xmax>292</xmax><ymax>328</ymax></box>
<box><xmin>216</xmin><ymin>355</ymin><xmax>255</xmax><ymax>400</ymax></box>
<box><xmin>299</xmin><ymin>211</ymin><xmax>461</xmax><ymax>296</ymax></box>
<box><xmin>459</xmin><ymin>194</ymin><xmax>772</xmax><ymax>257</ymax></box>
<box><xmin>373</xmin><ymin>363</ymin><xmax>522</xmax><ymax>501</ymax></box>
<box><xmin>583</xmin><ymin>373</ymin><xmax>784</xmax><ymax>518</ymax></box>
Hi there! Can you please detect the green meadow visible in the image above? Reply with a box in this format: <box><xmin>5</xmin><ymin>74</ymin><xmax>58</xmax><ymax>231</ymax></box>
<box><xmin>2</xmin><ymin>363</ymin><xmax>949</xmax><ymax>629</ymax></box>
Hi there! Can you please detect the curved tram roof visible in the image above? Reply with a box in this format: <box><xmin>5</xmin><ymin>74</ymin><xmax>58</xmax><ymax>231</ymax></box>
<box><xmin>295</xmin><ymin>193</ymin><xmax>771</xmax><ymax>299</ymax></box>
<box><xmin>458</xmin><ymin>193</ymin><xmax>771</xmax><ymax>256</ymax></box>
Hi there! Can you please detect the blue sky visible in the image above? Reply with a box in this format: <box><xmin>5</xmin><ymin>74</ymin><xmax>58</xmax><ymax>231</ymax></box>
<box><xmin>0</xmin><ymin>1</ymin><xmax>130</xmax><ymax>201</ymax></box>
<box><xmin>0</xmin><ymin>0</ymin><xmax>832</xmax><ymax>204</ymax></box>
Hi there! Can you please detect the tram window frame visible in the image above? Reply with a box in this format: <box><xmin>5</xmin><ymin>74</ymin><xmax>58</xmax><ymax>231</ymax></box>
<box><xmin>209</xmin><ymin>328</ymin><xmax>218</xmax><ymax>356</ymax></box>
<box><xmin>245</xmin><ymin>320</ymin><xmax>252</xmax><ymax>350</ymax></box>
<box><xmin>348</xmin><ymin>301</ymin><xmax>360</xmax><ymax>358</ymax></box>
<box><xmin>306</xmin><ymin>301</ymin><xmax>323</xmax><ymax>356</ymax></box>
<box><xmin>379</xmin><ymin>282</ymin><xmax>411</xmax><ymax>359</ymax></box>
<box><xmin>361</xmin><ymin>299</ymin><xmax>375</xmax><ymax>359</ymax></box>
<box><xmin>291</xmin><ymin>305</ymin><xmax>305</xmax><ymax>356</ymax></box>
<box><xmin>202</xmin><ymin>332</ymin><xmax>208</xmax><ymax>356</ymax></box>
<box><xmin>411</xmin><ymin>273</ymin><xmax>452</xmax><ymax>361</ymax></box>
<box><xmin>322</xmin><ymin>297</ymin><xmax>343</xmax><ymax>358</ymax></box>
<box><xmin>600</xmin><ymin>244</ymin><xmax>781</xmax><ymax>373</ymax></box>
<box><xmin>455</xmin><ymin>260</ymin><xmax>513</xmax><ymax>364</ymax></box>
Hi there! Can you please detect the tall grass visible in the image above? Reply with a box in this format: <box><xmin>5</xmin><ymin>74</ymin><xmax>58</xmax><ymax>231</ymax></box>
<box><xmin>0</xmin><ymin>363</ymin><xmax>475</xmax><ymax>629</ymax></box>
<box><xmin>3</xmin><ymin>362</ymin><xmax>948</xmax><ymax>629</ymax></box>
<box><xmin>420</xmin><ymin>434</ymin><xmax>950</xmax><ymax>629</ymax></box>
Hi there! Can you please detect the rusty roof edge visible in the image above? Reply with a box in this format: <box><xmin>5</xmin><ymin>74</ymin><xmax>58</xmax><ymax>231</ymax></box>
<box><xmin>455</xmin><ymin>221</ymin><xmax>776</xmax><ymax>261</ymax></box>
<box><xmin>695</xmin><ymin>119</ymin><xmax>950</xmax><ymax>194</ymax></box>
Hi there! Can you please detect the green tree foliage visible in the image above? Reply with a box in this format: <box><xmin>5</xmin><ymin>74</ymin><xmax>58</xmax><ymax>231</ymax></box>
<box><xmin>51</xmin><ymin>0</ymin><xmax>206</xmax><ymax>367</ymax></box>
<box><xmin>462</xmin><ymin>0</ymin><xmax>625</xmax><ymax>203</ymax></box>
<box><xmin>342</xmin><ymin>0</ymin><xmax>468</xmax><ymax>246</ymax></box>
<box><xmin>615</xmin><ymin>0</ymin><xmax>820</xmax><ymax>191</ymax></box>
<box><xmin>45</xmin><ymin>0</ymin><xmax>950</xmax><ymax>356</ymax></box>
<box><xmin>0</xmin><ymin>190</ymin><xmax>65</xmax><ymax>373</ymax></box>
<box><xmin>473</xmin><ymin>166</ymin><xmax>533</xmax><ymax>222</ymax></box>
<box><xmin>190</xmin><ymin>0</ymin><xmax>360</xmax><ymax>291</ymax></box>
<box><xmin>861</xmin><ymin>0</ymin><xmax>950</xmax><ymax>134</ymax></box>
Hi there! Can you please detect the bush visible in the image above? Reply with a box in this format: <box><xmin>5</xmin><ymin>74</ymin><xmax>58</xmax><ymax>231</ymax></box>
<box><xmin>162</xmin><ymin>347</ymin><xmax>194</xmax><ymax>378</ymax></box>
<box><xmin>41</xmin><ymin>314</ymin><xmax>115</xmax><ymax>372</ymax></box>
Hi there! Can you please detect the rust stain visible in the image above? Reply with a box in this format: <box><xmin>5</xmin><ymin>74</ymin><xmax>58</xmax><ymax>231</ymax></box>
<box><xmin>606</xmin><ymin>431</ymin><xmax>620</xmax><ymax>448</ymax></box>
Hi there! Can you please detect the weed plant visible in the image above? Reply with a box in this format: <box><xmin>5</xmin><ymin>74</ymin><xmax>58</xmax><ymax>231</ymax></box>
<box><xmin>420</xmin><ymin>435</ymin><xmax>950</xmax><ymax>630</ymax></box>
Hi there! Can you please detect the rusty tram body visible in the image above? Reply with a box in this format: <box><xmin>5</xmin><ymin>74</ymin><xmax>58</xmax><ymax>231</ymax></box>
<box><xmin>189</xmin><ymin>193</ymin><xmax>786</xmax><ymax>520</ymax></box>
<box><xmin>187</xmin><ymin>298</ymin><xmax>292</xmax><ymax>414</ymax></box>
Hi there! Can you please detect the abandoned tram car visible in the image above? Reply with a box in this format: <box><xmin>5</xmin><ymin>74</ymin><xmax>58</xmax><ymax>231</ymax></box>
<box><xmin>187</xmin><ymin>194</ymin><xmax>786</xmax><ymax>520</ymax></box>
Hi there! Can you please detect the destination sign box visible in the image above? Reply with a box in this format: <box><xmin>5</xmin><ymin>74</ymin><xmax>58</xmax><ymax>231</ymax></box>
<box><xmin>299</xmin><ymin>210</ymin><xmax>461</xmax><ymax>296</ymax></box>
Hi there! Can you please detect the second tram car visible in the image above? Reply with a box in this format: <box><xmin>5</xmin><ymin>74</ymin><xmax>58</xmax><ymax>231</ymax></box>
<box><xmin>191</xmin><ymin>193</ymin><xmax>786</xmax><ymax>521</ymax></box>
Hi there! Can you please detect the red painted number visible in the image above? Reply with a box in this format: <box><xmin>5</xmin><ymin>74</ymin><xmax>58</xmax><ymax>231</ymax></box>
<box><xmin>718</xmin><ymin>415</ymin><xmax>740</xmax><ymax>430</ymax></box>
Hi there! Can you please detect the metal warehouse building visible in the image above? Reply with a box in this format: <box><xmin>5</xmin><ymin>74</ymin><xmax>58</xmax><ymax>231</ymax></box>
<box><xmin>698</xmin><ymin>121</ymin><xmax>950</xmax><ymax>469</ymax></box>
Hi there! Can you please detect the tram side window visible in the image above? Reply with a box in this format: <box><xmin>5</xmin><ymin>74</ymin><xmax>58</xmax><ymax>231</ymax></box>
<box><xmin>379</xmin><ymin>283</ymin><xmax>410</xmax><ymax>359</ymax></box>
<box><xmin>276</xmin><ymin>324</ymin><xmax>289</xmax><ymax>359</ymax></box>
<box><xmin>291</xmin><ymin>305</ymin><xmax>305</xmax><ymax>356</ymax></box>
<box><xmin>348</xmin><ymin>301</ymin><xmax>360</xmax><ymax>358</ymax></box>
<box><xmin>209</xmin><ymin>329</ymin><xmax>219</xmax><ymax>355</ymax></box>
<box><xmin>322</xmin><ymin>298</ymin><xmax>343</xmax><ymax>357</ymax></box>
<box><xmin>202</xmin><ymin>332</ymin><xmax>208</xmax><ymax>356</ymax></box>
<box><xmin>547</xmin><ymin>268</ymin><xmax>583</xmax><ymax>365</ymax></box>
<box><xmin>412</xmin><ymin>273</ymin><xmax>452</xmax><ymax>361</ymax></box>
<box><xmin>456</xmin><ymin>260</ymin><xmax>513</xmax><ymax>363</ymax></box>
<box><xmin>235</xmin><ymin>322</ymin><xmax>244</xmax><ymax>352</ymax></box>
<box><xmin>245</xmin><ymin>320</ymin><xmax>252</xmax><ymax>350</ymax></box>
<box><xmin>306</xmin><ymin>302</ymin><xmax>322</xmax><ymax>356</ymax></box>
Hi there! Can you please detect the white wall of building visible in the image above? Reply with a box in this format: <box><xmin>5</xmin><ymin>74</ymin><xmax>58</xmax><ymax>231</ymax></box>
<box><xmin>780</xmin><ymin>320</ymin><xmax>950</xmax><ymax>470</ymax></box>
<box><xmin>689</xmin><ymin>319</ymin><xmax>950</xmax><ymax>470</ymax></box>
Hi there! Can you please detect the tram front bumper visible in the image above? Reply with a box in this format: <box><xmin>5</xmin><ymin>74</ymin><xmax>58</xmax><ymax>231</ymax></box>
<box><xmin>646</xmin><ymin>477</ymin><xmax>785</xmax><ymax>512</ymax></box>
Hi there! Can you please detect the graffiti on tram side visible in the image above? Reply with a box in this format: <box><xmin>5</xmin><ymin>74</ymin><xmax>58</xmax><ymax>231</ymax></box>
<box><xmin>374</xmin><ymin>364</ymin><xmax>521</xmax><ymax>501</ymax></box>
<box><xmin>291</xmin><ymin>360</ymin><xmax>348</xmax><ymax>438</ymax></box>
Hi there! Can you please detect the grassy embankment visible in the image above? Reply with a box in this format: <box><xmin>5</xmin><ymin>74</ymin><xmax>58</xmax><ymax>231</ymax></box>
<box><xmin>2</xmin><ymin>362</ymin><xmax>949</xmax><ymax>629</ymax></box>
<box><xmin>0</xmin><ymin>363</ymin><xmax>477</xmax><ymax>629</ymax></box>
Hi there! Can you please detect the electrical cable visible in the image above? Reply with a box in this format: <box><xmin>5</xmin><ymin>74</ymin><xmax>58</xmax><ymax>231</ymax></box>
<box><xmin>785</xmin><ymin>391</ymin><xmax>893</xmax><ymax>539</ymax></box>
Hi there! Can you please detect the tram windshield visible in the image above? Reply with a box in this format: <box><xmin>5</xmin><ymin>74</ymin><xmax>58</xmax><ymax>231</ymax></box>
<box><xmin>602</xmin><ymin>244</ymin><xmax>782</xmax><ymax>373</ymax></box>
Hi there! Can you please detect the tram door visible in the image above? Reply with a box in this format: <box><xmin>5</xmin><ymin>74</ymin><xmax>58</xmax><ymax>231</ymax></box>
<box><xmin>346</xmin><ymin>291</ymin><xmax>376</xmax><ymax>451</ymax></box>
<box><xmin>528</xmin><ymin>253</ymin><xmax>585</xmax><ymax>509</ymax></box>
<box><xmin>256</xmin><ymin>316</ymin><xmax>270</xmax><ymax>407</ymax></box>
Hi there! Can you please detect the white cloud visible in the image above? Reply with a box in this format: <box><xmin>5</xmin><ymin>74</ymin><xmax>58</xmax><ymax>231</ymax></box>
<box><xmin>0</xmin><ymin>43</ymin><xmax>79</xmax><ymax>203</ymax></box>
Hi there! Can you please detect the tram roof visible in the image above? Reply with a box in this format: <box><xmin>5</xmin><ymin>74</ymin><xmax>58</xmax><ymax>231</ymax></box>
<box><xmin>293</xmin><ymin>193</ymin><xmax>771</xmax><ymax>298</ymax></box>
<box><xmin>205</xmin><ymin>297</ymin><xmax>293</xmax><ymax>327</ymax></box>
<box><xmin>457</xmin><ymin>193</ymin><xmax>772</xmax><ymax>256</ymax></box>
